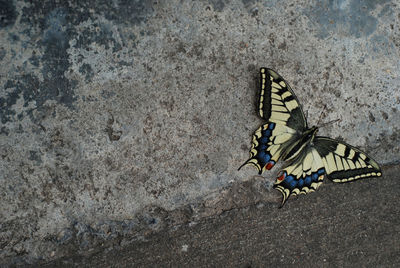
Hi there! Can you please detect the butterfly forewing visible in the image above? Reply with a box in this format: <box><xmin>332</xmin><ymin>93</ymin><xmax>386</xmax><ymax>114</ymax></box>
<box><xmin>258</xmin><ymin>68</ymin><xmax>307</xmax><ymax>131</ymax></box>
<box><xmin>240</xmin><ymin>69</ymin><xmax>307</xmax><ymax>173</ymax></box>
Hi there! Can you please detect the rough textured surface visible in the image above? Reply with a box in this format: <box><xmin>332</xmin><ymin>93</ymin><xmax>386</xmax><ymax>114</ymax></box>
<box><xmin>1</xmin><ymin>0</ymin><xmax>400</xmax><ymax>265</ymax></box>
<box><xmin>41</xmin><ymin>165</ymin><xmax>400</xmax><ymax>267</ymax></box>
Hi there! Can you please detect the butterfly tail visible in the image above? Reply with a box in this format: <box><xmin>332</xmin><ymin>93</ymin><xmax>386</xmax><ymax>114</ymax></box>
<box><xmin>238</xmin><ymin>159</ymin><xmax>263</xmax><ymax>175</ymax></box>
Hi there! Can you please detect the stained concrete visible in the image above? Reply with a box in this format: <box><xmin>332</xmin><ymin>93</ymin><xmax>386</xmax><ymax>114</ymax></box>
<box><xmin>1</xmin><ymin>0</ymin><xmax>400</xmax><ymax>266</ymax></box>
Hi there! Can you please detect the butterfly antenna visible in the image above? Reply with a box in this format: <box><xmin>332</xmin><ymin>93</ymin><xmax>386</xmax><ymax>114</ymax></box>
<box><xmin>319</xmin><ymin>118</ymin><xmax>341</xmax><ymax>128</ymax></box>
<box><xmin>316</xmin><ymin>104</ymin><xmax>327</xmax><ymax>126</ymax></box>
<box><xmin>316</xmin><ymin>104</ymin><xmax>341</xmax><ymax>128</ymax></box>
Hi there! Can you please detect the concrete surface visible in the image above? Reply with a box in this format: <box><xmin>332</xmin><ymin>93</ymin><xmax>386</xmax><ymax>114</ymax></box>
<box><xmin>1</xmin><ymin>0</ymin><xmax>400</xmax><ymax>266</ymax></box>
<box><xmin>41</xmin><ymin>164</ymin><xmax>400</xmax><ymax>267</ymax></box>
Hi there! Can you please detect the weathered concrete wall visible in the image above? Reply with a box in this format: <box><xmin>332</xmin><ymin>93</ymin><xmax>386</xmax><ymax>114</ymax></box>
<box><xmin>1</xmin><ymin>0</ymin><xmax>399</xmax><ymax>265</ymax></box>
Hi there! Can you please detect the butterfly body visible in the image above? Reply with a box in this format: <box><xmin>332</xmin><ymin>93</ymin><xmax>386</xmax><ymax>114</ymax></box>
<box><xmin>280</xmin><ymin>126</ymin><xmax>318</xmax><ymax>161</ymax></box>
<box><xmin>240</xmin><ymin>68</ymin><xmax>382</xmax><ymax>206</ymax></box>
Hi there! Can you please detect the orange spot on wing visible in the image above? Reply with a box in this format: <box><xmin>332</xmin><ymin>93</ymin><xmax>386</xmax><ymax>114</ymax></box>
<box><xmin>266</xmin><ymin>162</ymin><xmax>275</xmax><ymax>170</ymax></box>
<box><xmin>277</xmin><ymin>172</ymin><xmax>286</xmax><ymax>181</ymax></box>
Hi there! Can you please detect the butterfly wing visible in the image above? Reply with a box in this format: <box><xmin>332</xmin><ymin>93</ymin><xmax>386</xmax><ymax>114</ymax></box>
<box><xmin>274</xmin><ymin>147</ymin><xmax>326</xmax><ymax>207</ymax></box>
<box><xmin>240</xmin><ymin>68</ymin><xmax>308</xmax><ymax>173</ymax></box>
<box><xmin>239</xmin><ymin>122</ymin><xmax>299</xmax><ymax>174</ymax></box>
<box><xmin>258</xmin><ymin>68</ymin><xmax>307</xmax><ymax>130</ymax></box>
<box><xmin>273</xmin><ymin>137</ymin><xmax>382</xmax><ymax>206</ymax></box>
<box><xmin>314</xmin><ymin>137</ymin><xmax>382</xmax><ymax>182</ymax></box>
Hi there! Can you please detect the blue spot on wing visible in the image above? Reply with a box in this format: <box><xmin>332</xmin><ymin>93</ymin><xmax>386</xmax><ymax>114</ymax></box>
<box><xmin>258</xmin><ymin>144</ymin><xmax>267</xmax><ymax>151</ymax></box>
<box><xmin>305</xmin><ymin>176</ymin><xmax>312</xmax><ymax>186</ymax></box>
<box><xmin>256</xmin><ymin>151</ymin><xmax>270</xmax><ymax>166</ymax></box>
<box><xmin>285</xmin><ymin>175</ymin><xmax>294</xmax><ymax>184</ymax></box>
<box><xmin>262</xmin><ymin>129</ymin><xmax>271</xmax><ymax>136</ymax></box>
<box><xmin>268</xmin><ymin>123</ymin><xmax>275</xmax><ymax>130</ymax></box>
<box><xmin>289</xmin><ymin>180</ymin><xmax>297</xmax><ymax>189</ymax></box>
<box><xmin>282</xmin><ymin>175</ymin><xmax>297</xmax><ymax>190</ymax></box>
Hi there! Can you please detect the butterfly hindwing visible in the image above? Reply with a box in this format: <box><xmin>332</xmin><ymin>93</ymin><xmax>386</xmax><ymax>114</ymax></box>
<box><xmin>314</xmin><ymin>137</ymin><xmax>382</xmax><ymax>182</ymax></box>
<box><xmin>274</xmin><ymin>148</ymin><xmax>325</xmax><ymax>206</ymax></box>
<box><xmin>239</xmin><ymin>122</ymin><xmax>299</xmax><ymax>174</ymax></box>
<box><xmin>258</xmin><ymin>68</ymin><xmax>307</xmax><ymax>131</ymax></box>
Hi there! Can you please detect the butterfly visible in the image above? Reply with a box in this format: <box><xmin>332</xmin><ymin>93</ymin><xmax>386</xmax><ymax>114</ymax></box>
<box><xmin>239</xmin><ymin>68</ymin><xmax>382</xmax><ymax>207</ymax></box>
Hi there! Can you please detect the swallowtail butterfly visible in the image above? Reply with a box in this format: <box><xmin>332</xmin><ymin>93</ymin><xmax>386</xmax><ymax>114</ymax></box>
<box><xmin>239</xmin><ymin>68</ymin><xmax>382</xmax><ymax>207</ymax></box>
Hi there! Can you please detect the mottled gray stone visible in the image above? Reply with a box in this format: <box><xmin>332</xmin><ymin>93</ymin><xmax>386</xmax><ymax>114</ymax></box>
<box><xmin>0</xmin><ymin>0</ymin><xmax>399</xmax><ymax>265</ymax></box>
